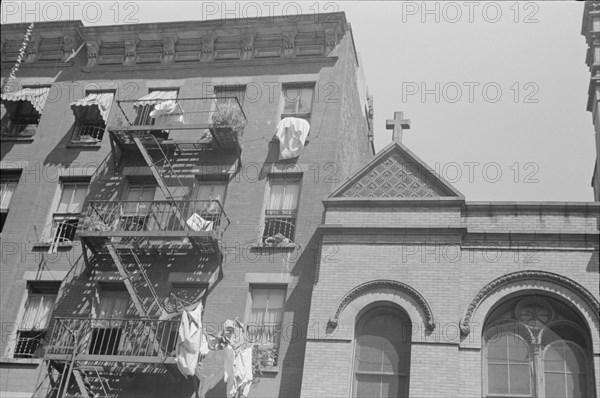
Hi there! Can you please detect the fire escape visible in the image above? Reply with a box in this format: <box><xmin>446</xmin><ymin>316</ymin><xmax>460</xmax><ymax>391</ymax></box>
<box><xmin>36</xmin><ymin>96</ymin><xmax>244</xmax><ymax>397</ymax></box>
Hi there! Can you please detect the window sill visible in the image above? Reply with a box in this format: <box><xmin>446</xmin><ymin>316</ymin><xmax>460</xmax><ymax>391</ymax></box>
<box><xmin>0</xmin><ymin>357</ymin><xmax>43</xmax><ymax>366</ymax></box>
<box><xmin>32</xmin><ymin>242</ymin><xmax>74</xmax><ymax>250</ymax></box>
<box><xmin>0</xmin><ymin>136</ymin><xmax>34</xmax><ymax>142</ymax></box>
<box><xmin>250</xmin><ymin>243</ymin><xmax>299</xmax><ymax>252</ymax></box>
<box><xmin>67</xmin><ymin>141</ymin><xmax>101</xmax><ymax>148</ymax></box>
<box><xmin>258</xmin><ymin>365</ymin><xmax>279</xmax><ymax>374</ymax></box>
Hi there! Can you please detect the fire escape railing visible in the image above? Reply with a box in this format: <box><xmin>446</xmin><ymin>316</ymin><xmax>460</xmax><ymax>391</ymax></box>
<box><xmin>45</xmin><ymin>317</ymin><xmax>180</xmax><ymax>360</ymax></box>
<box><xmin>109</xmin><ymin>96</ymin><xmax>246</xmax><ymax>132</ymax></box>
<box><xmin>79</xmin><ymin>199</ymin><xmax>230</xmax><ymax>236</ymax></box>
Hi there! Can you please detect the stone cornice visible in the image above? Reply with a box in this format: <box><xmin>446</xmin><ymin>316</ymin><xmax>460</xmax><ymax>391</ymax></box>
<box><xmin>81</xmin><ymin>54</ymin><xmax>338</xmax><ymax>74</ymax></box>
<box><xmin>77</xmin><ymin>13</ymin><xmax>346</xmax><ymax>68</ymax></box>
<box><xmin>323</xmin><ymin>197</ymin><xmax>465</xmax><ymax>208</ymax></box>
<box><xmin>465</xmin><ymin>201</ymin><xmax>600</xmax><ymax>215</ymax></box>
<box><xmin>1</xmin><ymin>21</ymin><xmax>84</xmax><ymax>66</ymax></box>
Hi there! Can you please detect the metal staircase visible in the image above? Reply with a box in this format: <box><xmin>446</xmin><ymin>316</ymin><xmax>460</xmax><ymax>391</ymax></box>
<box><xmin>106</xmin><ymin>243</ymin><xmax>165</xmax><ymax>319</ymax></box>
<box><xmin>34</xmin><ymin>349</ymin><xmax>109</xmax><ymax>398</ymax></box>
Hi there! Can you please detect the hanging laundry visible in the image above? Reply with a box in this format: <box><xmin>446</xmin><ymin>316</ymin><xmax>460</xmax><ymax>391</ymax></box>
<box><xmin>222</xmin><ymin>320</ymin><xmax>254</xmax><ymax>398</ymax></box>
<box><xmin>275</xmin><ymin>117</ymin><xmax>310</xmax><ymax>159</ymax></box>
<box><xmin>176</xmin><ymin>302</ymin><xmax>204</xmax><ymax>377</ymax></box>
<box><xmin>150</xmin><ymin>100</ymin><xmax>185</xmax><ymax>125</ymax></box>
<box><xmin>235</xmin><ymin>346</ymin><xmax>254</xmax><ymax>397</ymax></box>
<box><xmin>186</xmin><ymin>213</ymin><xmax>214</xmax><ymax>232</ymax></box>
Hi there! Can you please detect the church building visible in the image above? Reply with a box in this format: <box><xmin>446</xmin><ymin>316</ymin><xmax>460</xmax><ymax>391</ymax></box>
<box><xmin>300</xmin><ymin>115</ymin><xmax>599</xmax><ymax>397</ymax></box>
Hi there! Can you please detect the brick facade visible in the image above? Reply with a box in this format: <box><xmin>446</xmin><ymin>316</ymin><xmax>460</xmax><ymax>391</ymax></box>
<box><xmin>1</xmin><ymin>14</ymin><xmax>373</xmax><ymax>398</ymax></box>
<box><xmin>300</xmin><ymin>144</ymin><xmax>599</xmax><ymax>398</ymax></box>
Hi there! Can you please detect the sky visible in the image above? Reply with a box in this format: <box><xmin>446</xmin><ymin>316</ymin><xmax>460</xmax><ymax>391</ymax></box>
<box><xmin>1</xmin><ymin>1</ymin><xmax>596</xmax><ymax>202</ymax></box>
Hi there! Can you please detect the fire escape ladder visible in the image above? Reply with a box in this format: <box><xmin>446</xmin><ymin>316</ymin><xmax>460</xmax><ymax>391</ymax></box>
<box><xmin>105</xmin><ymin>243</ymin><xmax>168</xmax><ymax>359</ymax></box>
<box><xmin>106</xmin><ymin>242</ymin><xmax>151</xmax><ymax>319</ymax></box>
<box><xmin>132</xmin><ymin>135</ymin><xmax>189</xmax><ymax>232</ymax></box>
<box><xmin>106</xmin><ymin>243</ymin><xmax>165</xmax><ymax>318</ymax></box>
<box><xmin>128</xmin><ymin>248</ymin><xmax>165</xmax><ymax>315</ymax></box>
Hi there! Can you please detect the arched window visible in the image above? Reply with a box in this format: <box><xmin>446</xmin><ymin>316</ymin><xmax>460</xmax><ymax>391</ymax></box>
<box><xmin>353</xmin><ymin>307</ymin><xmax>411</xmax><ymax>398</ymax></box>
<box><xmin>483</xmin><ymin>296</ymin><xmax>593</xmax><ymax>398</ymax></box>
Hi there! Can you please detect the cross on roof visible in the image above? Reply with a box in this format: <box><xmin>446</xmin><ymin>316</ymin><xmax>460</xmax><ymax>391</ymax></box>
<box><xmin>386</xmin><ymin>112</ymin><xmax>411</xmax><ymax>143</ymax></box>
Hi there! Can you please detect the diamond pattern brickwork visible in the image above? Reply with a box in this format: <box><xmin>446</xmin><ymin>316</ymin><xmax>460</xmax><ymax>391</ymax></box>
<box><xmin>340</xmin><ymin>152</ymin><xmax>451</xmax><ymax>198</ymax></box>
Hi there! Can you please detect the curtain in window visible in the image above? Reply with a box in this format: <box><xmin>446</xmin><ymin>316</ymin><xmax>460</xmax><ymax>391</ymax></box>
<box><xmin>71</xmin><ymin>92</ymin><xmax>114</xmax><ymax>124</ymax></box>
<box><xmin>20</xmin><ymin>294</ymin><xmax>56</xmax><ymax>330</ymax></box>
<box><xmin>1</xmin><ymin>182</ymin><xmax>17</xmax><ymax>210</ymax></box>
<box><xmin>194</xmin><ymin>183</ymin><xmax>226</xmax><ymax>213</ymax></box>
<box><xmin>99</xmin><ymin>293</ymin><xmax>129</xmax><ymax>319</ymax></box>
<box><xmin>283</xmin><ymin>87</ymin><xmax>313</xmax><ymax>114</ymax></box>
<box><xmin>248</xmin><ymin>288</ymin><xmax>285</xmax><ymax>346</ymax></box>
<box><xmin>56</xmin><ymin>183</ymin><xmax>88</xmax><ymax>213</ymax></box>
<box><xmin>134</xmin><ymin>90</ymin><xmax>179</xmax><ymax>126</ymax></box>
<box><xmin>268</xmin><ymin>181</ymin><xmax>299</xmax><ymax>211</ymax></box>
<box><xmin>123</xmin><ymin>185</ymin><xmax>155</xmax><ymax>213</ymax></box>
<box><xmin>96</xmin><ymin>292</ymin><xmax>129</xmax><ymax>328</ymax></box>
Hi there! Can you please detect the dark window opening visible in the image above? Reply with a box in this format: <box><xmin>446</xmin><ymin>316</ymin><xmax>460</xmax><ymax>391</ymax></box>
<box><xmin>14</xmin><ymin>330</ymin><xmax>47</xmax><ymax>358</ymax></box>
<box><xmin>72</xmin><ymin>105</ymin><xmax>106</xmax><ymax>143</ymax></box>
<box><xmin>1</xmin><ymin>100</ymin><xmax>41</xmax><ymax>137</ymax></box>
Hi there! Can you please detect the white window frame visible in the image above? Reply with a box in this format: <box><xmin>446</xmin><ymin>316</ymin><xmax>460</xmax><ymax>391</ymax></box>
<box><xmin>12</xmin><ymin>283</ymin><xmax>59</xmax><ymax>359</ymax></box>
<box><xmin>245</xmin><ymin>285</ymin><xmax>286</xmax><ymax>367</ymax></box>
<box><xmin>1</xmin><ymin>173</ymin><xmax>19</xmax><ymax>233</ymax></box>
<box><xmin>43</xmin><ymin>180</ymin><xmax>89</xmax><ymax>246</ymax></box>
<box><xmin>261</xmin><ymin>175</ymin><xmax>301</xmax><ymax>243</ymax></box>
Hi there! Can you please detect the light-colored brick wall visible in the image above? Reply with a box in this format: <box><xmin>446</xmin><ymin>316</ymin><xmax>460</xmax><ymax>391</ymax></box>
<box><xmin>301</xmin><ymin>202</ymin><xmax>599</xmax><ymax>397</ymax></box>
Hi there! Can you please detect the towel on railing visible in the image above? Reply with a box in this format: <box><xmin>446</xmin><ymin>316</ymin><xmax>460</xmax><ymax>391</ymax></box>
<box><xmin>274</xmin><ymin>117</ymin><xmax>310</xmax><ymax>159</ymax></box>
<box><xmin>186</xmin><ymin>213</ymin><xmax>214</xmax><ymax>232</ymax></box>
<box><xmin>176</xmin><ymin>302</ymin><xmax>205</xmax><ymax>377</ymax></box>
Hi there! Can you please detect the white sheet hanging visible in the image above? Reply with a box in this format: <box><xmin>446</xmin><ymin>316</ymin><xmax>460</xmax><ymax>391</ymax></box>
<box><xmin>186</xmin><ymin>213</ymin><xmax>214</xmax><ymax>232</ymax></box>
<box><xmin>275</xmin><ymin>117</ymin><xmax>310</xmax><ymax>159</ymax></box>
<box><xmin>176</xmin><ymin>302</ymin><xmax>204</xmax><ymax>377</ymax></box>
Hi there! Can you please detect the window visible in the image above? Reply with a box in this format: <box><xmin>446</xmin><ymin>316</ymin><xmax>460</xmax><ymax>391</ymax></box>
<box><xmin>215</xmin><ymin>85</ymin><xmax>246</xmax><ymax>108</ymax></box>
<box><xmin>595</xmin><ymin>46</ymin><xmax>600</xmax><ymax>64</ymax></box>
<box><xmin>1</xmin><ymin>86</ymin><xmax>48</xmax><ymax>137</ymax></box>
<box><xmin>134</xmin><ymin>89</ymin><xmax>179</xmax><ymax>127</ymax></box>
<box><xmin>14</xmin><ymin>282</ymin><xmax>60</xmax><ymax>358</ymax></box>
<box><xmin>71</xmin><ymin>91</ymin><xmax>114</xmax><ymax>143</ymax></box>
<box><xmin>353</xmin><ymin>307</ymin><xmax>411</xmax><ymax>398</ymax></box>
<box><xmin>120</xmin><ymin>184</ymin><xmax>156</xmax><ymax>231</ymax></box>
<box><xmin>483</xmin><ymin>296</ymin><xmax>593</xmax><ymax>398</ymax></box>
<box><xmin>192</xmin><ymin>180</ymin><xmax>227</xmax><ymax>226</ymax></box>
<box><xmin>246</xmin><ymin>286</ymin><xmax>286</xmax><ymax>367</ymax></box>
<box><xmin>262</xmin><ymin>176</ymin><xmax>300</xmax><ymax>244</ymax></box>
<box><xmin>50</xmin><ymin>181</ymin><xmax>89</xmax><ymax>246</ymax></box>
<box><xmin>593</xmin><ymin>16</ymin><xmax>600</xmax><ymax>32</ymax></box>
<box><xmin>1</xmin><ymin>172</ymin><xmax>19</xmax><ymax>232</ymax></box>
<box><xmin>281</xmin><ymin>84</ymin><xmax>314</xmax><ymax>120</ymax></box>
<box><xmin>90</xmin><ymin>286</ymin><xmax>129</xmax><ymax>355</ymax></box>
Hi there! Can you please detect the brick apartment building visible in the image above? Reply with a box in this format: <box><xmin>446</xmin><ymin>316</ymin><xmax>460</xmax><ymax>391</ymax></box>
<box><xmin>0</xmin><ymin>7</ymin><xmax>599</xmax><ymax>398</ymax></box>
<box><xmin>0</xmin><ymin>13</ymin><xmax>373</xmax><ymax>397</ymax></box>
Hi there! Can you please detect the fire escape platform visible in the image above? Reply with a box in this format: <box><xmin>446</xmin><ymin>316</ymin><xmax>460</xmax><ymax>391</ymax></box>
<box><xmin>110</xmin><ymin>126</ymin><xmax>240</xmax><ymax>152</ymax></box>
<box><xmin>80</xmin><ymin>234</ymin><xmax>220</xmax><ymax>256</ymax></box>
